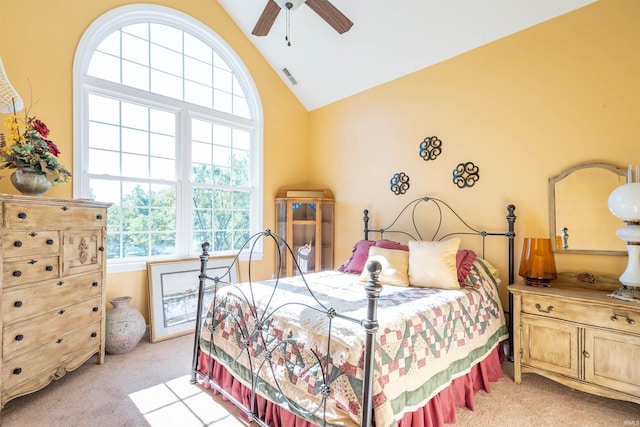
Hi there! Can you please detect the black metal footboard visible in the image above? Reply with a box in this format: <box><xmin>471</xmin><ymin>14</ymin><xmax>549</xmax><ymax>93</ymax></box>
<box><xmin>190</xmin><ymin>230</ymin><xmax>382</xmax><ymax>427</ymax></box>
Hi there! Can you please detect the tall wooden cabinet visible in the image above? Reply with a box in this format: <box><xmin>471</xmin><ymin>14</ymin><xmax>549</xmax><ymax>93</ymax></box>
<box><xmin>510</xmin><ymin>283</ymin><xmax>640</xmax><ymax>405</ymax></box>
<box><xmin>0</xmin><ymin>195</ymin><xmax>111</xmax><ymax>409</ymax></box>
<box><xmin>275</xmin><ymin>189</ymin><xmax>334</xmax><ymax>277</ymax></box>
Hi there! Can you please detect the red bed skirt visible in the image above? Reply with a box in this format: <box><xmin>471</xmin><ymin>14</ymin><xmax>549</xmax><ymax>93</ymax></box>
<box><xmin>197</xmin><ymin>342</ymin><xmax>505</xmax><ymax>427</ymax></box>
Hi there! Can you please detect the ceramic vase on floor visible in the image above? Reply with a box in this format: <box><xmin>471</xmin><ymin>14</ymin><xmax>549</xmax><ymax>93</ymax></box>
<box><xmin>105</xmin><ymin>296</ymin><xmax>146</xmax><ymax>355</ymax></box>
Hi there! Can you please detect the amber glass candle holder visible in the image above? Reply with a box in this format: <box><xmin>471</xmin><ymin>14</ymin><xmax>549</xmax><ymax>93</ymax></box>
<box><xmin>519</xmin><ymin>237</ymin><xmax>557</xmax><ymax>287</ymax></box>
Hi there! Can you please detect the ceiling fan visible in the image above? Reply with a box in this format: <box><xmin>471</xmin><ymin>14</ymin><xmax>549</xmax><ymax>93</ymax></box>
<box><xmin>252</xmin><ymin>0</ymin><xmax>353</xmax><ymax>37</ymax></box>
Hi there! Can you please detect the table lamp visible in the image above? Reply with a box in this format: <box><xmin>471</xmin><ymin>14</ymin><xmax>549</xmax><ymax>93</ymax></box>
<box><xmin>607</xmin><ymin>164</ymin><xmax>640</xmax><ymax>300</ymax></box>
<box><xmin>519</xmin><ymin>237</ymin><xmax>557</xmax><ymax>287</ymax></box>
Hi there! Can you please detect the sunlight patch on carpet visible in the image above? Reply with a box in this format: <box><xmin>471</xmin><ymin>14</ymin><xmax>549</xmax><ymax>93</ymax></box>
<box><xmin>128</xmin><ymin>374</ymin><xmax>244</xmax><ymax>426</ymax></box>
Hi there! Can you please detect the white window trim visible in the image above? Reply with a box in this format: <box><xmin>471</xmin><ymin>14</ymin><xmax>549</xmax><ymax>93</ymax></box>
<box><xmin>72</xmin><ymin>4</ymin><xmax>264</xmax><ymax>273</ymax></box>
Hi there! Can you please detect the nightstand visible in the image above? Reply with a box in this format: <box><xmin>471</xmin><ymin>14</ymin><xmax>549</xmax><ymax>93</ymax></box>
<box><xmin>510</xmin><ymin>281</ymin><xmax>640</xmax><ymax>405</ymax></box>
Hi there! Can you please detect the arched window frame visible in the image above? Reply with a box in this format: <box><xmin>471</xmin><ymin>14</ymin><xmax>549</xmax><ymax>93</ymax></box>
<box><xmin>73</xmin><ymin>4</ymin><xmax>264</xmax><ymax>273</ymax></box>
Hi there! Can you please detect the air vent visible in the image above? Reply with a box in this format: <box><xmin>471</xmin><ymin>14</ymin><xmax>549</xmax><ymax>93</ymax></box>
<box><xmin>281</xmin><ymin>68</ymin><xmax>298</xmax><ymax>85</ymax></box>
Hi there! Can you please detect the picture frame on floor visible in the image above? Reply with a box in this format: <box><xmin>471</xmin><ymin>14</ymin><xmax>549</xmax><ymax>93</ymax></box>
<box><xmin>146</xmin><ymin>257</ymin><xmax>238</xmax><ymax>343</ymax></box>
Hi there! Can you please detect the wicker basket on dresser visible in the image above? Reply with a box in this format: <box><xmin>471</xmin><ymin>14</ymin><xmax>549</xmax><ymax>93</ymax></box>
<box><xmin>0</xmin><ymin>194</ymin><xmax>111</xmax><ymax>409</ymax></box>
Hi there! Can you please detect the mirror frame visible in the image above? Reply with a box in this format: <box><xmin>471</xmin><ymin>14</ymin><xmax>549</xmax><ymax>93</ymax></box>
<box><xmin>549</xmin><ymin>161</ymin><xmax>627</xmax><ymax>256</ymax></box>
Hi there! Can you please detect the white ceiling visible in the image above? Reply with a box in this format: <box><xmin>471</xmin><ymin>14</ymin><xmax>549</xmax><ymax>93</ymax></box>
<box><xmin>218</xmin><ymin>0</ymin><xmax>597</xmax><ymax>111</ymax></box>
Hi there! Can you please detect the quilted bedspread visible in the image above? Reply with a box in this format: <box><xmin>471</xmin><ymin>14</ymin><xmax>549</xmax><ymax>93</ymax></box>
<box><xmin>199</xmin><ymin>259</ymin><xmax>508</xmax><ymax>427</ymax></box>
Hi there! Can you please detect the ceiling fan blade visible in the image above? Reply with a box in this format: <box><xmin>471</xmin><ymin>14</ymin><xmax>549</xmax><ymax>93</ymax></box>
<box><xmin>252</xmin><ymin>0</ymin><xmax>281</xmax><ymax>36</ymax></box>
<box><xmin>305</xmin><ymin>0</ymin><xmax>353</xmax><ymax>34</ymax></box>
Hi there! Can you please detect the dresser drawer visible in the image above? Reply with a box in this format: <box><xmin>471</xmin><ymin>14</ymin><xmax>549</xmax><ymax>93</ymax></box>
<box><xmin>1</xmin><ymin>322</ymin><xmax>101</xmax><ymax>391</ymax></box>
<box><xmin>3</xmin><ymin>203</ymin><xmax>107</xmax><ymax>230</ymax></box>
<box><xmin>2</xmin><ymin>273</ymin><xmax>102</xmax><ymax>323</ymax></box>
<box><xmin>2</xmin><ymin>255</ymin><xmax>60</xmax><ymax>287</ymax></box>
<box><xmin>521</xmin><ymin>293</ymin><xmax>640</xmax><ymax>334</ymax></box>
<box><xmin>2</xmin><ymin>230</ymin><xmax>60</xmax><ymax>258</ymax></box>
<box><xmin>3</xmin><ymin>297</ymin><xmax>102</xmax><ymax>359</ymax></box>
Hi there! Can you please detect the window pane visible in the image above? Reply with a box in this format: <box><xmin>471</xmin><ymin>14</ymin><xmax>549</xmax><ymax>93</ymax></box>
<box><xmin>122</xmin><ymin>153</ymin><xmax>149</xmax><ymax>178</ymax></box>
<box><xmin>122</xmin><ymin>103</ymin><xmax>149</xmax><ymax>131</ymax></box>
<box><xmin>89</xmin><ymin>122</ymin><xmax>120</xmax><ymax>151</ymax></box>
<box><xmin>151</xmin><ymin>44</ymin><xmax>183</xmax><ymax>77</ymax></box>
<box><xmin>150</xmin><ymin>133</ymin><xmax>175</xmax><ymax>158</ymax></box>
<box><xmin>88</xmin><ymin>52</ymin><xmax>120</xmax><ymax>83</ymax></box>
<box><xmin>122</xmin><ymin>32</ymin><xmax>149</xmax><ymax>66</ymax></box>
<box><xmin>151</xmin><ymin>69</ymin><xmax>183</xmax><ymax>99</ymax></box>
<box><xmin>122</xmin><ymin>60</ymin><xmax>149</xmax><ymax>91</ymax></box>
<box><xmin>89</xmin><ymin>149</ymin><xmax>120</xmax><ymax>175</ymax></box>
<box><xmin>89</xmin><ymin>95</ymin><xmax>120</xmax><ymax>124</ymax></box>
<box><xmin>150</xmin><ymin>157</ymin><xmax>174</xmax><ymax>180</ymax></box>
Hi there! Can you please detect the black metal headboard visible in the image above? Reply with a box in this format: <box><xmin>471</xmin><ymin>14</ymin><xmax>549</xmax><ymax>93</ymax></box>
<box><xmin>362</xmin><ymin>196</ymin><xmax>517</xmax><ymax>358</ymax></box>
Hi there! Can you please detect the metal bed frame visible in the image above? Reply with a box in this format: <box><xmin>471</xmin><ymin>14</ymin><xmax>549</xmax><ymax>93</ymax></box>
<box><xmin>190</xmin><ymin>196</ymin><xmax>516</xmax><ymax>427</ymax></box>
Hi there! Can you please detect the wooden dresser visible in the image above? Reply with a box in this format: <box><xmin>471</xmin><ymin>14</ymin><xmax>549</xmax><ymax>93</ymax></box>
<box><xmin>0</xmin><ymin>194</ymin><xmax>111</xmax><ymax>408</ymax></box>
<box><xmin>510</xmin><ymin>282</ymin><xmax>640</xmax><ymax>405</ymax></box>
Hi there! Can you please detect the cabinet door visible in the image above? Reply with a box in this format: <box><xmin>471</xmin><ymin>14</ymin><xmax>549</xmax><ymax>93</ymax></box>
<box><xmin>584</xmin><ymin>329</ymin><xmax>640</xmax><ymax>397</ymax></box>
<box><xmin>521</xmin><ymin>314</ymin><xmax>580</xmax><ymax>379</ymax></box>
<box><xmin>63</xmin><ymin>230</ymin><xmax>104</xmax><ymax>275</ymax></box>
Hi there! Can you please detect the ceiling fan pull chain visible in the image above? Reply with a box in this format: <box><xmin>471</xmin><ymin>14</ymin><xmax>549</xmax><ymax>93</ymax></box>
<box><xmin>286</xmin><ymin>2</ymin><xmax>292</xmax><ymax>46</ymax></box>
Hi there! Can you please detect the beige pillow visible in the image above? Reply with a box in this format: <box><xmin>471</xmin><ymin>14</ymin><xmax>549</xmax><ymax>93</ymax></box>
<box><xmin>359</xmin><ymin>246</ymin><xmax>410</xmax><ymax>286</ymax></box>
<box><xmin>408</xmin><ymin>238</ymin><xmax>461</xmax><ymax>289</ymax></box>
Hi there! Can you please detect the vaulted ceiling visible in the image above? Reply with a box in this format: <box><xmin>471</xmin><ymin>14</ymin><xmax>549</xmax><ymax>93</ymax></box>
<box><xmin>218</xmin><ymin>0</ymin><xmax>597</xmax><ymax>111</ymax></box>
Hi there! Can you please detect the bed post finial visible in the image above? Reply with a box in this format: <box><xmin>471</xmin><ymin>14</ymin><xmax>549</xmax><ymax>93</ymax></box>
<box><xmin>363</xmin><ymin>209</ymin><xmax>370</xmax><ymax>240</ymax></box>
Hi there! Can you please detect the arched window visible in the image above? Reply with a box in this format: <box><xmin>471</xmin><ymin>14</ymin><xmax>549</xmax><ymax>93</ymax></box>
<box><xmin>73</xmin><ymin>5</ymin><xmax>263</xmax><ymax>271</ymax></box>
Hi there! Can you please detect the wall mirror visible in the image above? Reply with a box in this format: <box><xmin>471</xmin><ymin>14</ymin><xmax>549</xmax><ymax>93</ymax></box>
<box><xmin>549</xmin><ymin>162</ymin><xmax>627</xmax><ymax>255</ymax></box>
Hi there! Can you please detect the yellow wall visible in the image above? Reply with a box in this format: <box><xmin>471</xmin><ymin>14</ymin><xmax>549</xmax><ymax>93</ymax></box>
<box><xmin>0</xmin><ymin>0</ymin><xmax>309</xmax><ymax>318</ymax></box>
<box><xmin>308</xmin><ymin>0</ymin><xmax>637</xmax><ymax>306</ymax></box>
<box><xmin>1</xmin><ymin>0</ymin><xmax>638</xmax><ymax>319</ymax></box>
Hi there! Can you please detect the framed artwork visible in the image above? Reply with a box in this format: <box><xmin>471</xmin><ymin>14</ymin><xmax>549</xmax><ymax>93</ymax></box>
<box><xmin>147</xmin><ymin>257</ymin><xmax>238</xmax><ymax>343</ymax></box>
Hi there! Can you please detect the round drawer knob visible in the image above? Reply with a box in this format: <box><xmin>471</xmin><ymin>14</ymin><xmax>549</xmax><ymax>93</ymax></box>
<box><xmin>583</xmin><ymin>351</ymin><xmax>590</xmax><ymax>358</ymax></box>
<box><xmin>46</xmin><ymin>239</ymin><xmax>54</xmax><ymax>245</ymax></box>
<box><xmin>58</xmin><ymin>309</ymin><xmax>65</xmax><ymax>315</ymax></box>
<box><xmin>13</xmin><ymin>301</ymin><xmax>23</xmax><ymax>308</ymax></box>
<box><xmin>92</xmin><ymin>281</ymin><xmax>99</xmax><ymax>287</ymax></box>
<box><xmin>15</xmin><ymin>334</ymin><xmax>24</xmax><ymax>341</ymax></box>
<box><xmin>13</xmin><ymin>241</ymin><xmax>22</xmax><ymax>247</ymax></box>
<box><xmin>13</xmin><ymin>368</ymin><xmax>22</xmax><ymax>375</ymax></box>
<box><xmin>91</xmin><ymin>332</ymin><xmax>98</xmax><ymax>338</ymax></box>
<box><xmin>96</xmin><ymin>214</ymin><xmax>103</xmax><ymax>220</ymax></box>
<box><xmin>17</xmin><ymin>212</ymin><xmax>27</xmax><ymax>219</ymax></box>
<box><xmin>628</xmin><ymin>318</ymin><xmax>636</xmax><ymax>325</ymax></box>
<box><xmin>56</xmin><ymin>338</ymin><xmax>64</xmax><ymax>344</ymax></box>
<box><xmin>92</xmin><ymin>307</ymin><xmax>99</xmax><ymax>312</ymax></box>
<box><xmin>12</xmin><ymin>271</ymin><xmax>22</xmax><ymax>277</ymax></box>
<box><xmin>45</xmin><ymin>265</ymin><xmax>54</xmax><ymax>272</ymax></box>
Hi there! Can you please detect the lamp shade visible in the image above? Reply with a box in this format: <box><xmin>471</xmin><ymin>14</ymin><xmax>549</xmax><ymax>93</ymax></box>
<box><xmin>519</xmin><ymin>237</ymin><xmax>557</xmax><ymax>287</ymax></box>
<box><xmin>608</xmin><ymin>183</ymin><xmax>640</xmax><ymax>222</ymax></box>
<box><xmin>0</xmin><ymin>56</ymin><xmax>24</xmax><ymax>113</ymax></box>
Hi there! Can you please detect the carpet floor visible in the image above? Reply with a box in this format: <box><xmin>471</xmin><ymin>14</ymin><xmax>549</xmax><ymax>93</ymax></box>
<box><xmin>1</xmin><ymin>332</ymin><xmax>637</xmax><ymax>426</ymax></box>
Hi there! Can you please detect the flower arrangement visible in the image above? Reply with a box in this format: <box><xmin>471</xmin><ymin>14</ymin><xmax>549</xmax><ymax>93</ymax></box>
<box><xmin>0</xmin><ymin>107</ymin><xmax>71</xmax><ymax>184</ymax></box>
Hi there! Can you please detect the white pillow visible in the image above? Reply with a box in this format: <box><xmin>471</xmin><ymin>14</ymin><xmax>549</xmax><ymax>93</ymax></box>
<box><xmin>408</xmin><ymin>238</ymin><xmax>461</xmax><ymax>289</ymax></box>
<box><xmin>359</xmin><ymin>246</ymin><xmax>410</xmax><ymax>286</ymax></box>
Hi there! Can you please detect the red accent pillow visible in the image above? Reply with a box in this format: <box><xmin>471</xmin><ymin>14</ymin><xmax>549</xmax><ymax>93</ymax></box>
<box><xmin>375</xmin><ymin>239</ymin><xmax>409</xmax><ymax>252</ymax></box>
<box><xmin>456</xmin><ymin>249</ymin><xmax>477</xmax><ymax>285</ymax></box>
<box><xmin>338</xmin><ymin>240</ymin><xmax>376</xmax><ymax>274</ymax></box>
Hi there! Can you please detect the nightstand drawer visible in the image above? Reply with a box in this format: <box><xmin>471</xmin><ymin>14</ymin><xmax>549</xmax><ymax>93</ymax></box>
<box><xmin>521</xmin><ymin>293</ymin><xmax>640</xmax><ymax>334</ymax></box>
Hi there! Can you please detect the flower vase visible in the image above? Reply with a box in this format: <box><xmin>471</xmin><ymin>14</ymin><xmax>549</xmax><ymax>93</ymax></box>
<box><xmin>105</xmin><ymin>296</ymin><xmax>146</xmax><ymax>355</ymax></box>
<box><xmin>10</xmin><ymin>169</ymin><xmax>52</xmax><ymax>196</ymax></box>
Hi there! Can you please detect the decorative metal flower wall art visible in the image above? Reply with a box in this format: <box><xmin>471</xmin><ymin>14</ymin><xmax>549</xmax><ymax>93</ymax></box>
<box><xmin>390</xmin><ymin>172</ymin><xmax>410</xmax><ymax>195</ymax></box>
<box><xmin>452</xmin><ymin>162</ymin><xmax>480</xmax><ymax>188</ymax></box>
<box><xmin>419</xmin><ymin>136</ymin><xmax>442</xmax><ymax>161</ymax></box>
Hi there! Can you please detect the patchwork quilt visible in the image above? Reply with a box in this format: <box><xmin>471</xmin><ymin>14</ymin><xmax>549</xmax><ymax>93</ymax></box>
<box><xmin>199</xmin><ymin>259</ymin><xmax>507</xmax><ymax>427</ymax></box>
